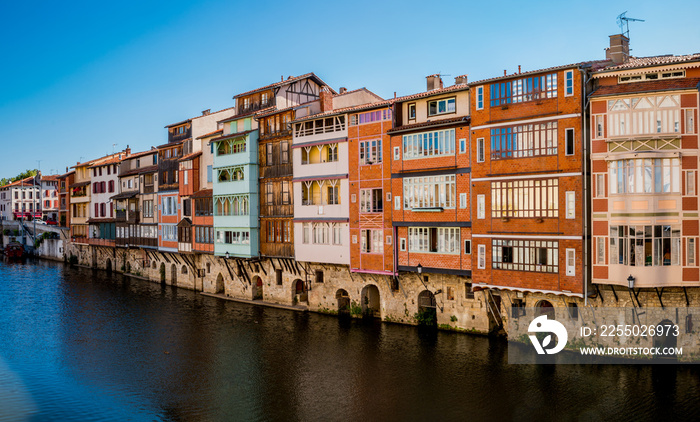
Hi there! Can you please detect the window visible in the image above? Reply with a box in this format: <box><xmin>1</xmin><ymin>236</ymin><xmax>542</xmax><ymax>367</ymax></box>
<box><xmin>400</xmin><ymin>238</ymin><xmax>406</xmax><ymax>251</ymax></box>
<box><xmin>393</xmin><ymin>147</ymin><xmax>400</xmax><ymax>160</ymax></box>
<box><xmin>295</xmin><ymin>115</ymin><xmax>345</xmax><ymax>137</ymax></box>
<box><xmin>281</xmin><ymin>142</ymin><xmax>289</xmax><ymax>164</ymax></box>
<box><xmin>594</xmin><ymin>115</ymin><xmax>604</xmax><ymax>139</ymax></box>
<box><xmin>492</xmin><ymin>239</ymin><xmax>558</xmax><ymax>273</ymax></box>
<box><xmin>607</xmin><ymin>94</ymin><xmax>680</xmax><ymax>136</ymax></box>
<box><xmin>565</xmin><ymin>191</ymin><xmax>575</xmax><ymax>219</ymax></box>
<box><xmin>360</xmin><ymin>229</ymin><xmax>383</xmax><ymax>254</ymax></box>
<box><xmin>327</xmin><ymin>185</ymin><xmax>339</xmax><ymax>205</ymax></box>
<box><xmin>302</xmin><ymin>223</ymin><xmax>310</xmax><ymax>244</ymax></box>
<box><xmin>315</xmin><ymin>270</ymin><xmax>323</xmax><ymax>283</ymax></box>
<box><xmin>408</xmin><ymin>103</ymin><xmax>416</xmax><ymax>119</ymax></box>
<box><xmin>565</xmin><ymin>70</ymin><xmax>574</xmax><ymax>96</ymax></box>
<box><xmin>490</xmin><ymin>73</ymin><xmax>557</xmax><ymax>106</ymax></box>
<box><xmin>476</xmin><ymin>138</ymin><xmax>484</xmax><ymax>162</ymax></box>
<box><xmin>566</xmin><ymin>249</ymin><xmax>575</xmax><ymax>276</ymax></box>
<box><xmin>266</xmin><ymin>143</ymin><xmax>273</xmax><ymax>165</ymax></box>
<box><xmin>161</xmin><ymin>196</ymin><xmax>177</xmax><ymax>216</ymax></box>
<box><xmin>207</xmin><ymin>165</ymin><xmax>212</xmax><ymax>183</ymax></box>
<box><xmin>214</xmin><ymin>195</ymin><xmax>250</xmax><ymax>216</ymax></box>
<box><xmin>184</xmin><ymin>171</ymin><xmax>188</xmax><ymax>185</ymax></box>
<box><xmin>596</xmin><ymin>237</ymin><xmax>605</xmax><ymax>264</ymax></box>
<box><xmin>477</xmin><ymin>195</ymin><xmax>485</xmax><ymax>219</ymax></box>
<box><xmin>266</xmin><ymin>221</ymin><xmax>274</xmax><ymax>242</ymax></box>
<box><xmin>686</xmin><ymin>109</ymin><xmax>695</xmax><ymax>134</ymax></box>
<box><xmin>610</xmin><ymin>225</ymin><xmax>680</xmax><ymax>266</ymax></box>
<box><xmin>687</xmin><ymin>171</ymin><xmax>695</xmax><ymax>196</ymax></box>
<box><xmin>281</xmin><ymin>181</ymin><xmax>290</xmax><ymax>204</ymax></box>
<box><xmin>360</xmin><ymin>189</ymin><xmax>383</xmax><ymax>213</ymax></box>
<box><xmin>162</xmin><ymin>224</ymin><xmax>178</xmax><ymax>242</ymax></box>
<box><xmin>195</xmin><ymin>198</ymin><xmax>212</xmax><ymax>216</ymax></box>
<box><xmin>351</xmin><ymin>109</ymin><xmax>392</xmax><ymax>125</ymax></box>
<box><xmin>476</xmin><ymin>86</ymin><xmax>483</xmax><ymax>110</ymax></box>
<box><xmin>460</xmin><ymin>193</ymin><xmax>467</xmax><ymax>209</ymax></box>
<box><xmin>689</xmin><ymin>238</ymin><xmax>696</xmax><ymax>266</ymax></box>
<box><xmin>491</xmin><ymin>179</ymin><xmax>558</xmax><ymax>218</ymax></box>
<box><xmin>491</xmin><ymin>122</ymin><xmax>557</xmax><ymax>160</ymax></box>
<box><xmin>565</xmin><ymin>128</ymin><xmax>575</xmax><ymax>155</ymax></box>
<box><xmin>402</xmin><ymin>128</ymin><xmax>455</xmax><ymax>159</ymax></box>
<box><xmin>403</xmin><ymin>175</ymin><xmax>455</xmax><ymax>209</ymax></box>
<box><xmin>182</xmin><ymin>199</ymin><xmax>191</xmax><ymax>217</ymax></box>
<box><xmin>408</xmin><ymin>227</ymin><xmax>460</xmax><ymax>254</ymax></box>
<box><xmin>609</xmin><ymin>158</ymin><xmax>680</xmax><ymax>194</ymax></box>
<box><xmin>217</xmin><ymin>230</ymin><xmax>250</xmax><ymax>245</ymax></box>
<box><xmin>265</xmin><ymin>182</ymin><xmax>274</xmax><ymax>205</ymax></box>
<box><xmin>428</xmin><ymin>97</ymin><xmax>456</xmax><ymax>116</ymax></box>
<box><xmin>459</xmin><ymin>138</ymin><xmax>466</xmax><ymax>154</ymax></box>
<box><xmin>276</xmin><ymin>269</ymin><xmax>283</xmax><ymax>285</ymax></box>
<box><xmin>596</xmin><ymin>174</ymin><xmax>606</xmax><ymax>198</ymax></box>
<box><xmin>478</xmin><ymin>244</ymin><xmax>486</xmax><ymax>269</ymax></box>
<box><xmin>464</xmin><ymin>240</ymin><xmax>471</xmax><ymax>254</ymax></box>
<box><xmin>359</xmin><ymin>140</ymin><xmax>382</xmax><ymax>164</ymax></box>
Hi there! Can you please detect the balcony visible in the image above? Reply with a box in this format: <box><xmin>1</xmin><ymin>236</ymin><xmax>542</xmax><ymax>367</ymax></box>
<box><xmin>168</xmin><ymin>127</ymin><xmax>192</xmax><ymax>143</ymax></box>
<box><xmin>116</xmin><ymin>210</ymin><xmax>140</xmax><ymax>224</ymax></box>
<box><xmin>143</xmin><ymin>184</ymin><xmax>154</xmax><ymax>194</ymax></box>
<box><xmin>87</xmin><ymin>238</ymin><xmax>115</xmax><ymax>247</ymax></box>
<box><xmin>237</xmin><ymin>99</ymin><xmax>275</xmax><ymax>116</ymax></box>
<box><xmin>259</xmin><ymin>128</ymin><xmax>291</xmax><ymax>141</ymax></box>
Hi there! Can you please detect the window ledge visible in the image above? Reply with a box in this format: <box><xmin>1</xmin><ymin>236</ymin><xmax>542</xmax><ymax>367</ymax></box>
<box><xmin>410</xmin><ymin>207</ymin><xmax>444</xmax><ymax>212</ymax></box>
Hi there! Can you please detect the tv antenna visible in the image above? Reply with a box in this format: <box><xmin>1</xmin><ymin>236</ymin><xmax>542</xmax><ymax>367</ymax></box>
<box><xmin>616</xmin><ymin>11</ymin><xmax>644</xmax><ymax>38</ymax></box>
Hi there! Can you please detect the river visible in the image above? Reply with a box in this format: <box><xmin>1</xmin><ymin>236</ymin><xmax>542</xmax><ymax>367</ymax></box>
<box><xmin>1</xmin><ymin>259</ymin><xmax>699</xmax><ymax>421</ymax></box>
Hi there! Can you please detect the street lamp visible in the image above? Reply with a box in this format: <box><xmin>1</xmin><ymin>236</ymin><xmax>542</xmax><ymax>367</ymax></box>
<box><xmin>416</xmin><ymin>263</ymin><xmax>423</xmax><ymax>275</ymax></box>
<box><xmin>225</xmin><ymin>251</ymin><xmax>230</xmax><ymax>260</ymax></box>
<box><xmin>627</xmin><ymin>274</ymin><xmax>635</xmax><ymax>289</ymax></box>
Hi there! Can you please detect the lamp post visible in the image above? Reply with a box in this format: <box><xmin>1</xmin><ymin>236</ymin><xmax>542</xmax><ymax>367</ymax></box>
<box><xmin>627</xmin><ymin>274</ymin><xmax>635</xmax><ymax>289</ymax></box>
<box><xmin>225</xmin><ymin>251</ymin><xmax>230</xmax><ymax>260</ymax></box>
<box><xmin>416</xmin><ymin>263</ymin><xmax>423</xmax><ymax>275</ymax></box>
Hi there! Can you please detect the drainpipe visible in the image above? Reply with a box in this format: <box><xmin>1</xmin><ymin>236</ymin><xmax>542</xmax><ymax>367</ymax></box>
<box><xmin>580</xmin><ymin>66</ymin><xmax>592</xmax><ymax>306</ymax></box>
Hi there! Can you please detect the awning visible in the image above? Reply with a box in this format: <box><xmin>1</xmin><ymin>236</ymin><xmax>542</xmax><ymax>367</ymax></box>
<box><xmin>110</xmin><ymin>191</ymin><xmax>139</xmax><ymax>200</ymax></box>
<box><xmin>68</xmin><ymin>181</ymin><xmax>90</xmax><ymax>189</ymax></box>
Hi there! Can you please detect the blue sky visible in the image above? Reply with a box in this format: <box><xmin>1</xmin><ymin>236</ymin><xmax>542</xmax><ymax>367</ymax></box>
<box><xmin>1</xmin><ymin>0</ymin><xmax>699</xmax><ymax>177</ymax></box>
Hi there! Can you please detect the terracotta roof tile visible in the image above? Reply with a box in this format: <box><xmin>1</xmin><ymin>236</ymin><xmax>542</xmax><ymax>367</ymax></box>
<box><xmin>196</xmin><ymin>129</ymin><xmax>223</xmax><ymax>139</ymax></box>
<box><xmin>178</xmin><ymin>151</ymin><xmax>202</xmax><ymax>162</ymax></box>
<box><xmin>469</xmin><ymin>60</ymin><xmax>608</xmax><ymax>86</ymax></box>
<box><xmin>590</xmin><ymin>78</ymin><xmax>700</xmax><ymax>97</ymax></box>
<box><xmin>233</xmin><ymin>73</ymin><xmax>336</xmax><ymax>99</ymax></box>
<box><xmin>387</xmin><ymin>116</ymin><xmax>470</xmax><ymax>134</ymax></box>
<box><xmin>210</xmin><ymin>129</ymin><xmax>255</xmax><ymax>143</ymax></box>
<box><xmin>293</xmin><ymin>99</ymin><xmax>394</xmax><ymax>123</ymax></box>
<box><xmin>191</xmin><ymin>189</ymin><xmax>213</xmax><ymax>198</ymax></box>
<box><xmin>603</xmin><ymin>54</ymin><xmax>700</xmax><ymax>71</ymax></box>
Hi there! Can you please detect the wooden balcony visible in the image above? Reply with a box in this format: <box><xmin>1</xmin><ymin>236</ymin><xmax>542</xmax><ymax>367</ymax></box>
<box><xmin>237</xmin><ymin>99</ymin><xmax>275</xmax><ymax>116</ymax></box>
<box><xmin>143</xmin><ymin>184</ymin><xmax>154</xmax><ymax>194</ymax></box>
<box><xmin>87</xmin><ymin>238</ymin><xmax>116</xmax><ymax>247</ymax></box>
<box><xmin>259</xmin><ymin>128</ymin><xmax>291</xmax><ymax>141</ymax></box>
<box><xmin>116</xmin><ymin>210</ymin><xmax>140</xmax><ymax>224</ymax></box>
<box><xmin>168</xmin><ymin>127</ymin><xmax>192</xmax><ymax>143</ymax></box>
<box><xmin>259</xmin><ymin>164</ymin><xmax>293</xmax><ymax>179</ymax></box>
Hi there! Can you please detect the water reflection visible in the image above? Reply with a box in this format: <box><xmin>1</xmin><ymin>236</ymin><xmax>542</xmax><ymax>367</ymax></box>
<box><xmin>0</xmin><ymin>259</ymin><xmax>699</xmax><ymax>421</ymax></box>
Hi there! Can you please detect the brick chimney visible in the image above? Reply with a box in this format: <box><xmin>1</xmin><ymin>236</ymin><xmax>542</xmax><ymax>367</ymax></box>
<box><xmin>454</xmin><ymin>74</ymin><xmax>468</xmax><ymax>85</ymax></box>
<box><xmin>606</xmin><ymin>34</ymin><xmax>630</xmax><ymax>65</ymax></box>
<box><xmin>339</xmin><ymin>87</ymin><xmax>347</xmax><ymax>94</ymax></box>
<box><xmin>426</xmin><ymin>74</ymin><xmax>443</xmax><ymax>91</ymax></box>
<box><xmin>320</xmin><ymin>86</ymin><xmax>333</xmax><ymax>112</ymax></box>
<box><xmin>202</xmin><ymin>109</ymin><xmax>211</xmax><ymax>116</ymax></box>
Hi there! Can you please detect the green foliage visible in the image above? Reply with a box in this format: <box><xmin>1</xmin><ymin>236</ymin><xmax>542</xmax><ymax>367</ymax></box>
<box><xmin>0</xmin><ymin>169</ymin><xmax>39</xmax><ymax>186</ymax></box>
<box><xmin>3</xmin><ymin>229</ymin><xmax>9</xmax><ymax>235</ymax></box>
<box><xmin>349</xmin><ymin>300</ymin><xmax>363</xmax><ymax>316</ymax></box>
<box><xmin>414</xmin><ymin>308</ymin><xmax>437</xmax><ymax>326</ymax></box>
<box><xmin>450</xmin><ymin>315</ymin><xmax>458</xmax><ymax>322</ymax></box>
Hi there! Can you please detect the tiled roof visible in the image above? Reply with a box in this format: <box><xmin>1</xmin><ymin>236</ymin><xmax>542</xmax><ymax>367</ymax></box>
<box><xmin>218</xmin><ymin>106</ymin><xmax>276</xmax><ymax>122</ymax></box>
<box><xmin>191</xmin><ymin>188</ymin><xmax>213</xmax><ymax>198</ymax></box>
<box><xmin>164</xmin><ymin>118</ymin><xmax>191</xmax><ymax>129</ymax></box>
<box><xmin>178</xmin><ymin>151</ymin><xmax>202</xmax><ymax>162</ymax></box>
<box><xmin>292</xmin><ymin>99</ymin><xmax>394</xmax><ymax>123</ymax></box>
<box><xmin>41</xmin><ymin>175</ymin><xmax>60</xmax><ymax>181</ymax></box>
<box><xmin>87</xmin><ymin>155</ymin><xmax>124</xmax><ymax>169</ymax></box>
<box><xmin>233</xmin><ymin>73</ymin><xmax>336</xmax><ymax>99</ymax></box>
<box><xmin>57</xmin><ymin>170</ymin><xmax>75</xmax><ymax>179</ymax></box>
<box><xmin>590</xmin><ymin>78</ymin><xmax>700</xmax><ymax>97</ymax></box>
<box><xmin>387</xmin><ymin>116</ymin><xmax>470</xmax><ymax>134</ymax></box>
<box><xmin>210</xmin><ymin>129</ymin><xmax>255</xmax><ymax>143</ymax></box>
<box><xmin>110</xmin><ymin>190</ymin><xmax>139</xmax><ymax>201</ymax></box>
<box><xmin>156</xmin><ymin>139</ymin><xmax>186</xmax><ymax>149</ymax></box>
<box><xmin>72</xmin><ymin>151</ymin><xmax>127</xmax><ymax>169</ymax></box>
<box><xmin>138</xmin><ymin>165</ymin><xmax>158</xmax><ymax>175</ymax></box>
<box><xmin>119</xmin><ymin>164</ymin><xmax>158</xmax><ymax>177</ymax></box>
<box><xmin>124</xmin><ymin>149</ymin><xmax>158</xmax><ymax>160</ymax></box>
<box><xmin>393</xmin><ymin>83</ymin><xmax>470</xmax><ymax>104</ymax></box>
<box><xmin>469</xmin><ymin>60</ymin><xmax>608</xmax><ymax>86</ymax></box>
<box><xmin>196</xmin><ymin>129</ymin><xmax>223</xmax><ymax>139</ymax></box>
<box><xmin>602</xmin><ymin>54</ymin><xmax>700</xmax><ymax>71</ymax></box>
<box><xmin>1</xmin><ymin>177</ymin><xmax>38</xmax><ymax>188</ymax></box>
<box><xmin>68</xmin><ymin>181</ymin><xmax>90</xmax><ymax>189</ymax></box>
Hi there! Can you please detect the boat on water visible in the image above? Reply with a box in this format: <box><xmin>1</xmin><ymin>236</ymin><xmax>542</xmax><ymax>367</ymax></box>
<box><xmin>4</xmin><ymin>241</ymin><xmax>26</xmax><ymax>259</ymax></box>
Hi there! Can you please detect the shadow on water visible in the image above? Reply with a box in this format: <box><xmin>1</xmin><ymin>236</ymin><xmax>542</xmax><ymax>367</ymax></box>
<box><xmin>1</xmin><ymin>259</ymin><xmax>700</xmax><ymax>421</ymax></box>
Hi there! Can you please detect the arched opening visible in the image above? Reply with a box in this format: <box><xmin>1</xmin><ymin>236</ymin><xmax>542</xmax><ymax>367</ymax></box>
<box><xmin>653</xmin><ymin>319</ymin><xmax>678</xmax><ymax>357</ymax></box>
<box><xmin>215</xmin><ymin>273</ymin><xmax>224</xmax><ymax>294</ymax></box>
<box><xmin>535</xmin><ymin>300</ymin><xmax>555</xmax><ymax>318</ymax></box>
<box><xmin>105</xmin><ymin>258</ymin><xmax>112</xmax><ymax>273</ymax></box>
<box><xmin>361</xmin><ymin>285</ymin><xmax>381</xmax><ymax>318</ymax></box>
<box><xmin>181</xmin><ymin>265</ymin><xmax>188</xmax><ymax>274</ymax></box>
<box><xmin>126</xmin><ymin>261</ymin><xmax>131</xmax><ymax>273</ymax></box>
<box><xmin>171</xmin><ymin>263</ymin><xmax>177</xmax><ymax>286</ymax></box>
<box><xmin>294</xmin><ymin>279</ymin><xmax>304</xmax><ymax>294</ymax></box>
<box><xmin>252</xmin><ymin>276</ymin><xmax>263</xmax><ymax>300</ymax></box>
<box><xmin>417</xmin><ymin>290</ymin><xmax>437</xmax><ymax>326</ymax></box>
<box><xmin>292</xmin><ymin>279</ymin><xmax>306</xmax><ymax>304</ymax></box>
<box><xmin>336</xmin><ymin>289</ymin><xmax>350</xmax><ymax>314</ymax></box>
<box><xmin>160</xmin><ymin>263</ymin><xmax>166</xmax><ymax>284</ymax></box>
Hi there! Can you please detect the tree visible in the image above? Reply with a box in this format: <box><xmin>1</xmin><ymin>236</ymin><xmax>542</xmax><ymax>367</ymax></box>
<box><xmin>0</xmin><ymin>169</ymin><xmax>39</xmax><ymax>186</ymax></box>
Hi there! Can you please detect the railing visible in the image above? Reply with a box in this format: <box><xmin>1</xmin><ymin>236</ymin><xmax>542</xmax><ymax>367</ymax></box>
<box><xmin>143</xmin><ymin>184</ymin><xmax>154</xmax><ymax>194</ymax></box>
<box><xmin>87</xmin><ymin>238</ymin><xmax>115</xmax><ymax>247</ymax></box>
<box><xmin>116</xmin><ymin>210</ymin><xmax>140</xmax><ymax>223</ymax></box>
<box><xmin>168</xmin><ymin>128</ymin><xmax>192</xmax><ymax>143</ymax></box>
<box><xmin>295</xmin><ymin>122</ymin><xmax>345</xmax><ymax>138</ymax></box>
<box><xmin>237</xmin><ymin>99</ymin><xmax>275</xmax><ymax>116</ymax></box>
<box><xmin>259</xmin><ymin>128</ymin><xmax>291</xmax><ymax>140</ymax></box>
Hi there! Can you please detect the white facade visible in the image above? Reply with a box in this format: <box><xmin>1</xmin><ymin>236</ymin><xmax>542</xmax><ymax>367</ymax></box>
<box><xmin>40</xmin><ymin>176</ymin><xmax>59</xmax><ymax>220</ymax></box>
<box><xmin>89</xmin><ymin>159</ymin><xmax>122</xmax><ymax>236</ymax></box>
<box><xmin>0</xmin><ymin>179</ymin><xmax>41</xmax><ymax>221</ymax></box>
<box><xmin>191</xmin><ymin>108</ymin><xmax>237</xmax><ymax>191</ymax></box>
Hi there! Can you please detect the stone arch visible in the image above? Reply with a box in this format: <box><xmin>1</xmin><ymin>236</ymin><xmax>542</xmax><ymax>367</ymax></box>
<box><xmin>360</xmin><ymin>284</ymin><xmax>381</xmax><ymax>318</ymax></box>
<box><xmin>417</xmin><ymin>290</ymin><xmax>437</xmax><ymax>326</ymax></box>
<box><xmin>252</xmin><ymin>275</ymin><xmax>263</xmax><ymax>300</ymax></box>
<box><xmin>105</xmin><ymin>258</ymin><xmax>112</xmax><ymax>273</ymax></box>
<box><xmin>336</xmin><ymin>289</ymin><xmax>350</xmax><ymax>314</ymax></box>
<box><xmin>181</xmin><ymin>265</ymin><xmax>188</xmax><ymax>274</ymax></box>
<box><xmin>535</xmin><ymin>300</ymin><xmax>555</xmax><ymax>318</ymax></box>
<box><xmin>292</xmin><ymin>279</ymin><xmax>306</xmax><ymax>304</ymax></box>
<box><xmin>171</xmin><ymin>263</ymin><xmax>177</xmax><ymax>286</ymax></box>
<box><xmin>215</xmin><ymin>273</ymin><xmax>224</xmax><ymax>294</ymax></box>
<box><xmin>653</xmin><ymin>319</ymin><xmax>678</xmax><ymax>356</ymax></box>
<box><xmin>160</xmin><ymin>263</ymin><xmax>166</xmax><ymax>284</ymax></box>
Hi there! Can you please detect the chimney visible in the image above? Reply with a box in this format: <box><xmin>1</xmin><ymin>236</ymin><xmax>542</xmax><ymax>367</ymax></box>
<box><xmin>202</xmin><ymin>109</ymin><xmax>211</xmax><ymax>116</ymax></box>
<box><xmin>125</xmin><ymin>145</ymin><xmax>131</xmax><ymax>155</ymax></box>
<box><xmin>339</xmin><ymin>87</ymin><xmax>347</xmax><ymax>94</ymax></box>
<box><xmin>454</xmin><ymin>74</ymin><xmax>468</xmax><ymax>85</ymax></box>
<box><xmin>426</xmin><ymin>74</ymin><xmax>443</xmax><ymax>91</ymax></box>
<box><xmin>518</xmin><ymin>65</ymin><xmax>521</xmax><ymax>74</ymax></box>
<box><xmin>320</xmin><ymin>86</ymin><xmax>333</xmax><ymax>112</ymax></box>
<box><xmin>606</xmin><ymin>34</ymin><xmax>630</xmax><ymax>64</ymax></box>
